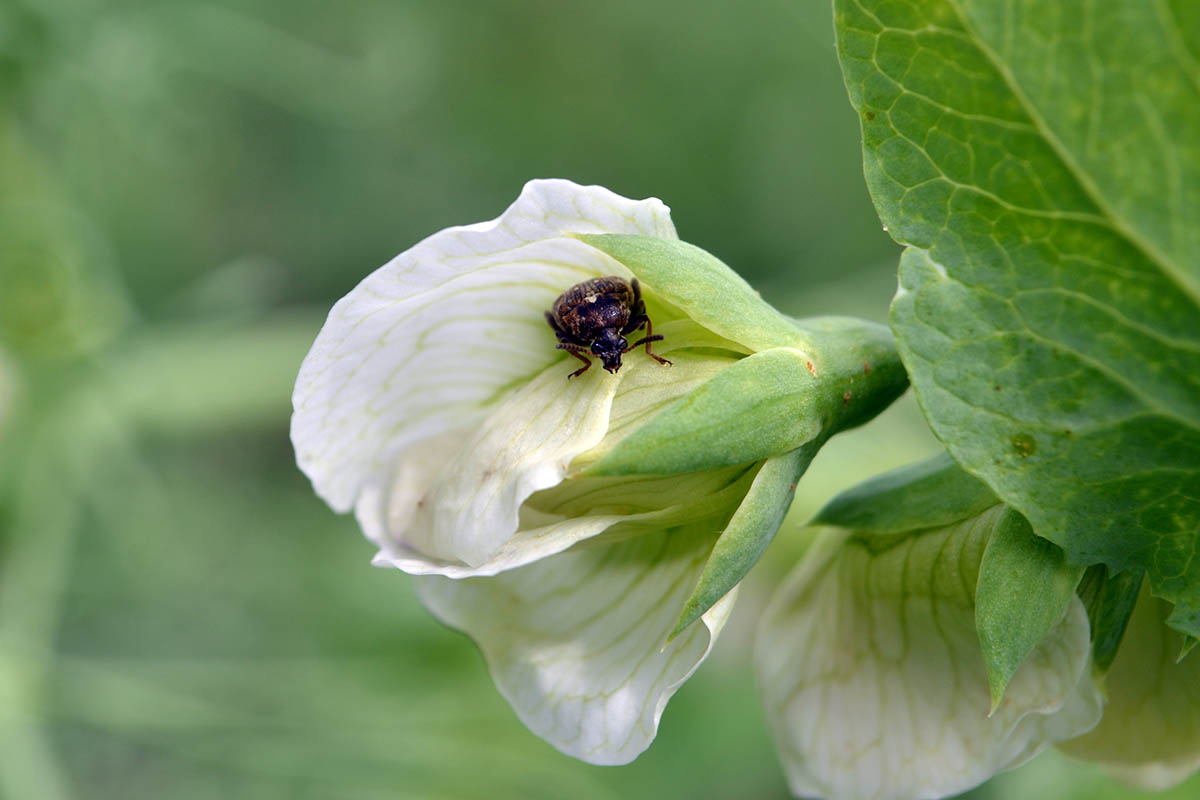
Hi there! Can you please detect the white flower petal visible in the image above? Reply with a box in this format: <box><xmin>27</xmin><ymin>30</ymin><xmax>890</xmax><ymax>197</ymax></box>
<box><xmin>414</xmin><ymin>520</ymin><xmax>736</xmax><ymax>765</ymax></box>
<box><xmin>1058</xmin><ymin>584</ymin><xmax>1200</xmax><ymax>789</ymax></box>
<box><xmin>405</xmin><ymin>364</ymin><xmax>619</xmax><ymax>566</ymax></box>
<box><xmin>756</xmin><ymin>513</ymin><xmax>1101</xmax><ymax>800</ymax></box>
<box><xmin>366</xmin><ymin>350</ymin><xmax>741</xmax><ymax>574</ymax></box>
<box><xmin>374</xmin><ymin>463</ymin><xmax>754</xmax><ymax>577</ymax></box>
<box><xmin>291</xmin><ymin>179</ymin><xmax>676</xmax><ymax>517</ymax></box>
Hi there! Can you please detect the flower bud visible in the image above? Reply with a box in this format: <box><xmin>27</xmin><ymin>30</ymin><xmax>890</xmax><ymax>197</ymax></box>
<box><xmin>291</xmin><ymin>179</ymin><xmax>906</xmax><ymax>763</ymax></box>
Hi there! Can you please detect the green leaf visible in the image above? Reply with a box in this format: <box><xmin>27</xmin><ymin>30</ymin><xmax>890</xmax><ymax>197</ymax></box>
<box><xmin>669</xmin><ymin>445</ymin><xmax>815</xmax><ymax>640</ymax></box>
<box><xmin>975</xmin><ymin>508</ymin><xmax>1084</xmax><ymax>711</ymax></box>
<box><xmin>815</xmin><ymin>450</ymin><xmax>997</xmax><ymax>533</ymax></box>
<box><xmin>576</xmin><ymin>233</ymin><xmax>806</xmax><ymax>353</ymax></box>
<box><xmin>585</xmin><ymin>324</ymin><xmax>906</xmax><ymax>476</ymax></box>
<box><xmin>836</xmin><ymin>0</ymin><xmax>1200</xmax><ymax>635</ymax></box>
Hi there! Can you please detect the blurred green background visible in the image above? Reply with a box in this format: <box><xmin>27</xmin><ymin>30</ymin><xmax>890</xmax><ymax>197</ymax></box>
<box><xmin>1</xmin><ymin>1</ymin><xmax>1196</xmax><ymax>799</ymax></box>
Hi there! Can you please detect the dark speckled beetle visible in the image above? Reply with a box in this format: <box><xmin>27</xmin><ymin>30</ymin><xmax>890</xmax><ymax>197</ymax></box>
<box><xmin>545</xmin><ymin>275</ymin><xmax>672</xmax><ymax>379</ymax></box>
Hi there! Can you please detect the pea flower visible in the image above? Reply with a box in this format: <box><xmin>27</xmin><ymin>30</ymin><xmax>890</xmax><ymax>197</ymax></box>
<box><xmin>1058</xmin><ymin>583</ymin><xmax>1200</xmax><ymax>790</ymax></box>
<box><xmin>291</xmin><ymin>179</ymin><xmax>906</xmax><ymax>764</ymax></box>
<box><xmin>755</xmin><ymin>455</ymin><xmax>1105</xmax><ymax>800</ymax></box>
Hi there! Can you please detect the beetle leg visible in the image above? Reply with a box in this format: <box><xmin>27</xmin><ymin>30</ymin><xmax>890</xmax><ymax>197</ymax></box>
<box><xmin>557</xmin><ymin>347</ymin><xmax>593</xmax><ymax>378</ymax></box>
<box><xmin>557</xmin><ymin>343</ymin><xmax>593</xmax><ymax>377</ymax></box>
<box><xmin>626</xmin><ymin>318</ymin><xmax>671</xmax><ymax>366</ymax></box>
<box><xmin>621</xmin><ymin>295</ymin><xmax>651</xmax><ymax>336</ymax></box>
<box><xmin>622</xmin><ymin>280</ymin><xmax>649</xmax><ymax>335</ymax></box>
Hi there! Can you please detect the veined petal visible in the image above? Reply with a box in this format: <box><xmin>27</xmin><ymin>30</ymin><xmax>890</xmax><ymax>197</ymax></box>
<box><xmin>367</xmin><ymin>350</ymin><xmax>741</xmax><ymax>574</ymax></box>
<box><xmin>1058</xmin><ymin>584</ymin><xmax>1200</xmax><ymax>789</ymax></box>
<box><xmin>414</xmin><ymin>519</ymin><xmax>737</xmax><ymax>765</ymax></box>
<box><xmin>756</xmin><ymin>512</ymin><xmax>1101</xmax><ymax>800</ymax></box>
<box><xmin>400</xmin><ymin>363</ymin><xmax>619</xmax><ymax>566</ymax></box>
<box><xmin>573</xmin><ymin>337</ymin><xmax>738</xmax><ymax>469</ymax></box>
<box><xmin>291</xmin><ymin>179</ymin><xmax>676</xmax><ymax>517</ymax></box>
<box><xmin>373</xmin><ymin>464</ymin><xmax>754</xmax><ymax>577</ymax></box>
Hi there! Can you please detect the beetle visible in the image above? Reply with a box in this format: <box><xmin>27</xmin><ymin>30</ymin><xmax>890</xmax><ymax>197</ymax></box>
<box><xmin>545</xmin><ymin>275</ymin><xmax>671</xmax><ymax>379</ymax></box>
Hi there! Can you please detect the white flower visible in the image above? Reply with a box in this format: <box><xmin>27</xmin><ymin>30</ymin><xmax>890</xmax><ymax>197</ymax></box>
<box><xmin>291</xmin><ymin>179</ymin><xmax>906</xmax><ymax>765</ymax></box>
<box><xmin>755</xmin><ymin>510</ymin><xmax>1103</xmax><ymax>800</ymax></box>
<box><xmin>1058</xmin><ymin>583</ymin><xmax>1200</xmax><ymax>789</ymax></box>
<box><xmin>291</xmin><ymin>180</ymin><xmax>762</xmax><ymax>763</ymax></box>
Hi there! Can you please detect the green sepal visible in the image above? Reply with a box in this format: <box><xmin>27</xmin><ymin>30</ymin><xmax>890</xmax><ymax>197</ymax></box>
<box><xmin>815</xmin><ymin>451</ymin><xmax>998</xmax><ymax>534</ymax></box>
<box><xmin>585</xmin><ymin>320</ymin><xmax>905</xmax><ymax>477</ymax></box>
<box><xmin>1083</xmin><ymin>566</ymin><xmax>1145</xmax><ymax>675</ymax></box>
<box><xmin>1180</xmin><ymin>635</ymin><xmax>1197</xmax><ymax>663</ymax></box>
<box><xmin>975</xmin><ymin>509</ymin><xmax>1085</xmax><ymax>711</ymax></box>
<box><xmin>668</xmin><ymin>445</ymin><xmax>816</xmax><ymax>640</ymax></box>
<box><xmin>585</xmin><ymin>348</ymin><xmax>815</xmax><ymax>476</ymax></box>
<box><xmin>576</xmin><ymin>233</ymin><xmax>804</xmax><ymax>353</ymax></box>
<box><xmin>1166</xmin><ymin>603</ymin><xmax>1200</xmax><ymax>641</ymax></box>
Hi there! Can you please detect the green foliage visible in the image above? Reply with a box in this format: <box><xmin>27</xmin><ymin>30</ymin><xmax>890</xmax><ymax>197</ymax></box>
<box><xmin>835</xmin><ymin>0</ymin><xmax>1200</xmax><ymax>636</ymax></box>
<box><xmin>812</xmin><ymin>454</ymin><xmax>1006</xmax><ymax>553</ymax></box>
<box><xmin>815</xmin><ymin>450</ymin><xmax>996</xmax><ymax>533</ymax></box>
<box><xmin>975</xmin><ymin>509</ymin><xmax>1084</xmax><ymax>709</ymax></box>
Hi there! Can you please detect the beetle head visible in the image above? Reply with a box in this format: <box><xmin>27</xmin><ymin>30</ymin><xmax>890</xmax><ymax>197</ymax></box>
<box><xmin>590</xmin><ymin>330</ymin><xmax>628</xmax><ymax>373</ymax></box>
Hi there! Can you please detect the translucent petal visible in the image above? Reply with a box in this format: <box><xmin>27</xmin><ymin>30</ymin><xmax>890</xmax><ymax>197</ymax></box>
<box><xmin>414</xmin><ymin>520</ymin><xmax>737</xmax><ymax>765</ymax></box>
<box><xmin>291</xmin><ymin>179</ymin><xmax>676</xmax><ymax>518</ymax></box>
<box><xmin>1058</xmin><ymin>584</ymin><xmax>1200</xmax><ymax>789</ymax></box>
<box><xmin>756</xmin><ymin>513</ymin><xmax>1101</xmax><ymax>800</ymax></box>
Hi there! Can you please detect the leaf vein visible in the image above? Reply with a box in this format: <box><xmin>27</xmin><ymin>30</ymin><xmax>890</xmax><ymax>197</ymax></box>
<box><xmin>944</xmin><ymin>0</ymin><xmax>1200</xmax><ymax>305</ymax></box>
